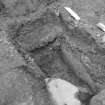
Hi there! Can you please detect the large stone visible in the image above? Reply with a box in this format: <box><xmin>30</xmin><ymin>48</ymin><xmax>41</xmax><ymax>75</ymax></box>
<box><xmin>90</xmin><ymin>89</ymin><xmax>105</xmax><ymax>105</ymax></box>
<box><xmin>46</xmin><ymin>78</ymin><xmax>81</xmax><ymax>105</ymax></box>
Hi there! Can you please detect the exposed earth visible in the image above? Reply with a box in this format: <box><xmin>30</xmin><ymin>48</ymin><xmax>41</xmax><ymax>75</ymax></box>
<box><xmin>0</xmin><ymin>0</ymin><xmax>105</xmax><ymax>105</ymax></box>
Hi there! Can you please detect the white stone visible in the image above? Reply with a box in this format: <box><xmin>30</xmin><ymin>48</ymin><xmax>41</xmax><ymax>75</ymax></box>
<box><xmin>46</xmin><ymin>78</ymin><xmax>81</xmax><ymax>105</ymax></box>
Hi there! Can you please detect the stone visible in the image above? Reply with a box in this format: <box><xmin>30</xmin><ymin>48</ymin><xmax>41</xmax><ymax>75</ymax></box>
<box><xmin>90</xmin><ymin>89</ymin><xmax>105</xmax><ymax>105</ymax></box>
<box><xmin>46</xmin><ymin>78</ymin><xmax>81</xmax><ymax>105</ymax></box>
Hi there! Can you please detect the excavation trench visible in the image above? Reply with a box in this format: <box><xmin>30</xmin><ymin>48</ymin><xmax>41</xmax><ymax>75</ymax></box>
<box><xmin>7</xmin><ymin>9</ymin><xmax>105</xmax><ymax>105</ymax></box>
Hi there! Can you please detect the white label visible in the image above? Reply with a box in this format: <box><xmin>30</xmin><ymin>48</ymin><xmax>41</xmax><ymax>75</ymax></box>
<box><xmin>64</xmin><ymin>7</ymin><xmax>80</xmax><ymax>21</ymax></box>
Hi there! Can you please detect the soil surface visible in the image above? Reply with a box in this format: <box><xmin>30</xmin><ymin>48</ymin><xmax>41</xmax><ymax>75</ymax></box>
<box><xmin>0</xmin><ymin>0</ymin><xmax>105</xmax><ymax>105</ymax></box>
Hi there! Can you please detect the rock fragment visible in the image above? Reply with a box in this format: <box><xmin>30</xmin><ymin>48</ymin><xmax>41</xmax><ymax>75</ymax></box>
<box><xmin>90</xmin><ymin>89</ymin><xmax>105</xmax><ymax>105</ymax></box>
<box><xmin>46</xmin><ymin>78</ymin><xmax>81</xmax><ymax>105</ymax></box>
